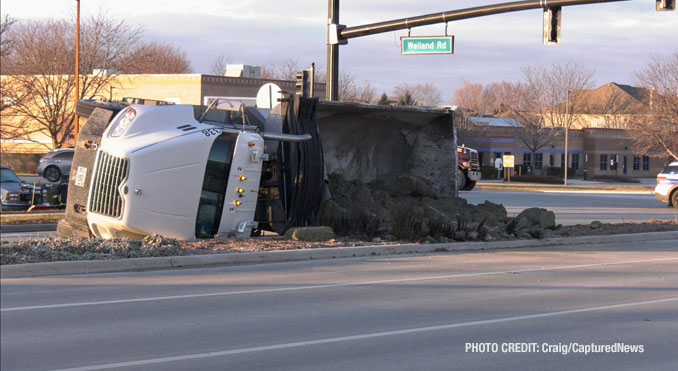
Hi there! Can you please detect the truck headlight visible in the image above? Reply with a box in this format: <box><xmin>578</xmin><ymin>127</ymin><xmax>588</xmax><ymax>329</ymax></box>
<box><xmin>7</xmin><ymin>192</ymin><xmax>20</xmax><ymax>201</ymax></box>
<box><xmin>109</xmin><ymin>108</ymin><xmax>137</xmax><ymax>137</ymax></box>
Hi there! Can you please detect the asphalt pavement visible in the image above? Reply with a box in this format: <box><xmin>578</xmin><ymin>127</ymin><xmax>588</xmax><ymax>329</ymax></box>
<box><xmin>2</xmin><ymin>239</ymin><xmax>677</xmax><ymax>371</ymax></box>
<box><xmin>461</xmin><ymin>190</ymin><xmax>676</xmax><ymax>225</ymax></box>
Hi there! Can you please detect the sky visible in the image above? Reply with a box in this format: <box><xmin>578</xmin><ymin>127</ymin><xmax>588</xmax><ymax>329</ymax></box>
<box><xmin>2</xmin><ymin>0</ymin><xmax>677</xmax><ymax>103</ymax></box>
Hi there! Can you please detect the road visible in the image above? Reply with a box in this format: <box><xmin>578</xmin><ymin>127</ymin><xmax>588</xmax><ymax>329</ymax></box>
<box><xmin>461</xmin><ymin>190</ymin><xmax>676</xmax><ymax>225</ymax></box>
<box><xmin>2</xmin><ymin>240</ymin><xmax>677</xmax><ymax>370</ymax></box>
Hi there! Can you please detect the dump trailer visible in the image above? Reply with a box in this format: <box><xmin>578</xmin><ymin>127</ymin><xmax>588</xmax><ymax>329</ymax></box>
<box><xmin>58</xmin><ymin>91</ymin><xmax>326</xmax><ymax>240</ymax></box>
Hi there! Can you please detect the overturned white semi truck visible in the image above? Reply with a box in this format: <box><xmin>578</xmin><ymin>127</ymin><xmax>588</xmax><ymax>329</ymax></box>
<box><xmin>59</xmin><ymin>81</ymin><xmax>478</xmax><ymax>241</ymax></box>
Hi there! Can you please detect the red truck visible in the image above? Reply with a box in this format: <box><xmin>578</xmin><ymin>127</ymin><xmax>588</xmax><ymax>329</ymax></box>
<box><xmin>457</xmin><ymin>146</ymin><xmax>481</xmax><ymax>191</ymax></box>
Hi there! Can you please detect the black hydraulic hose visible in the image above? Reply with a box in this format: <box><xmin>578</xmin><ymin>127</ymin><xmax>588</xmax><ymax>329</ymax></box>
<box><xmin>283</xmin><ymin>96</ymin><xmax>324</xmax><ymax>227</ymax></box>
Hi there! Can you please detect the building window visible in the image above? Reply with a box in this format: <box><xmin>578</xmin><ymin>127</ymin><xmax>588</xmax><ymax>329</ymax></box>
<box><xmin>643</xmin><ymin>156</ymin><xmax>650</xmax><ymax>171</ymax></box>
<box><xmin>550</xmin><ymin>154</ymin><xmax>554</xmax><ymax>167</ymax></box>
<box><xmin>535</xmin><ymin>153</ymin><xmax>543</xmax><ymax>170</ymax></box>
<box><xmin>610</xmin><ymin>154</ymin><xmax>618</xmax><ymax>171</ymax></box>
<box><xmin>633</xmin><ymin>155</ymin><xmax>640</xmax><ymax>171</ymax></box>
<box><xmin>523</xmin><ymin>153</ymin><xmax>532</xmax><ymax>167</ymax></box>
<box><xmin>571</xmin><ymin>154</ymin><xmax>579</xmax><ymax>170</ymax></box>
<box><xmin>600</xmin><ymin>154</ymin><xmax>608</xmax><ymax>171</ymax></box>
<box><xmin>560</xmin><ymin>154</ymin><xmax>565</xmax><ymax>168</ymax></box>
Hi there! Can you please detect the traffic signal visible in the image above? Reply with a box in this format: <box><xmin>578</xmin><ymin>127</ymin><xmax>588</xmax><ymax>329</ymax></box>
<box><xmin>656</xmin><ymin>0</ymin><xmax>676</xmax><ymax>11</ymax></box>
<box><xmin>543</xmin><ymin>6</ymin><xmax>562</xmax><ymax>45</ymax></box>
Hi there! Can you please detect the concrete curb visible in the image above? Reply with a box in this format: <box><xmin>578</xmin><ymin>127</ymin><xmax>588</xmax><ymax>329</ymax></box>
<box><xmin>2</xmin><ymin>231</ymin><xmax>677</xmax><ymax>279</ymax></box>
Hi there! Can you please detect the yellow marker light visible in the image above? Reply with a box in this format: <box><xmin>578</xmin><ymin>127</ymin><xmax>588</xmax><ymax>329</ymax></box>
<box><xmin>248</xmin><ymin>141</ymin><xmax>255</xmax><ymax>147</ymax></box>
<box><xmin>235</xmin><ymin>200</ymin><xmax>242</xmax><ymax>206</ymax></box>
<box><xmin>239</xmin><ymin>175</ymin><xmax>247</xmax><ymax>181</ymax></box>
<box><xmin>237</xmin><ymin>188</ymin><xmax>245</xmax><ymax>194</ymax></box>
<box><xmin>457</xmin><ymin>148</ymin><xmax>463</xmax><ymax>153</ymax></box>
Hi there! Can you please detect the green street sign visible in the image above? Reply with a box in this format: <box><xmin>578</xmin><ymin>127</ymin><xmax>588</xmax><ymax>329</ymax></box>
<box><xmin>401</xmin><ymin>36</ymin><xmax>454</xmax><ymax>55</ymax></box>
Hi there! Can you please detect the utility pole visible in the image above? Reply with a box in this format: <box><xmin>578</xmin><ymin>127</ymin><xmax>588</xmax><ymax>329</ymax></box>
<box><xmin>74</xmin><ymin>0</ymin><xmax>80</xmax><ymax>142</ymax></box>
<box><xmin>564</xmin><ymin>90</ymin><xmax>570</xmax><ymax>187</ymax></box>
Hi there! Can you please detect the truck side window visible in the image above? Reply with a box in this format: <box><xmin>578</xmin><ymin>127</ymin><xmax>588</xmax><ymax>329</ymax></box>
<box><xmin>195</xmin><ymin>133</ymin><xmax>237</xmax><ymax>238</ymax></box>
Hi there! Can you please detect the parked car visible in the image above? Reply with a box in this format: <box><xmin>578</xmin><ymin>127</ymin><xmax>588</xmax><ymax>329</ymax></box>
<box><xmin>654</xmin><ymin>161</ymin><xmax>678</xmax><ymax>208</ymax></box>
<box><xmin>1</xmin><ymin>166</ymin><xmax>43</xmax><ymax>211</ymax></box>
<box><xmin>37</xmin><ymin>148</ymin><xmax>75</xmax><ymax>182</ymax></box>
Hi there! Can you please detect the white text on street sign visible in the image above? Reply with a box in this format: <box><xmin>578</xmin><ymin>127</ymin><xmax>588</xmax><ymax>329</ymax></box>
<box><xmin>401</xmin><ymin>36</ymin><xmax>454</xmax><ymax>55</ymax></box>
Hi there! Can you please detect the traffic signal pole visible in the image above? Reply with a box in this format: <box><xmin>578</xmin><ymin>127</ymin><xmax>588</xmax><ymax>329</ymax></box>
<box><xmin>327</xmin><ymin>0</ymin><xmax>340</xmax><ymax>101</ymax></box>
<box><xmin>326</xmin><ymin>0</ymin><xmax>631</xmax><ymax>101</ymax></box>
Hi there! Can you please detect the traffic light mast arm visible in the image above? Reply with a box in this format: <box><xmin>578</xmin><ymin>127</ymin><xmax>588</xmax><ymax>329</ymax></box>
<box><xmin>337</xmin><ymin>0</ymin><xmax>630</xmax><ymax>41</ymax></box>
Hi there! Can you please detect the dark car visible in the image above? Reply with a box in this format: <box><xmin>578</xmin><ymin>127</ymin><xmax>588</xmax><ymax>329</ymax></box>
<box><xmin>1</xmin><ymin>166</ymin><xmax>43</xmax><ymax>211</ymax></box>
<box><xmin>37</xmin><ymin>148</ymin><xmax>75</xmax><ymax>182</ymax></box>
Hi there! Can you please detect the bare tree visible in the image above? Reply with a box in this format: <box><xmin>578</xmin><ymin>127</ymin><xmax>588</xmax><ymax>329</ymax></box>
<box><xmin>124</xmin><ymin>42</ymin><xmax>191</xmax><ymax>74</ymax></box>
<box><xmin>522</xmin><ymin>61</ymin><xmax>595</xmax><ymax>129</ymax></box>
<box><xmin>453</xmin><ymin>80</ymin><xmax>520</xmax><ymax>115</ymax></box>
<box><xmin>630</xmin><ymin>52</ymin><xmax>678</xmax><ymax>161</ymax></box>
<box><xmin>0</xmin><ymin>14</ymin><xmax>143</xmax><ymax>149</ymax></box>
<box><xmin>453</xmin><ymin>80</ymin><xmax>488</xmax><ymax>114</ymax></box>
<box><xmin>209</xmin><ymin>53</ymin><xmax>231</xmax><ymax>76</ymax></box>
<box><xmin>0</xmin><ymin>15</ymin><xmax>17</xmax><ymax>58</ymax></box>
<box><xmin>260</xmin><ymin>57</ymin><xmax>300</xmax><ymax>80</ymax></box>
<box><xmin>359</xmin><ymin>80</ymin><xmax>376</xmax><ymax>103</ymax></box>
<box><xmin>512</xmin><ymin>62</ymin><xmax>595</xmax><ymax>170</ymax></box>
<box><xmin>394</xmin><ymin>83</ymin><xmax>440</xmax><ymax>106</ymax></box>
<box><xmin>507</xmin><ymin>82</ymin><xmax>561</xmax><ymax>172</ymax></box>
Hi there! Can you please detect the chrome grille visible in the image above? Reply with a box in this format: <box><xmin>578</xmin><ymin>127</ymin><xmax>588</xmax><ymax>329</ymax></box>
<box><xmin>90</xmin><ymin>151</ymin><xmax>128</xmax><ymax>218</ymax></box>
<box><xmin>469</xmin><ymin>151</ymin><xmax>480</xmax><ymax>170</ymax></box>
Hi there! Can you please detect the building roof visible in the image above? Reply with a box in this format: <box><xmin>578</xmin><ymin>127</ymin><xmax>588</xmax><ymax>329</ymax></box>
<box><xmin>569</xmin><ymin>82</ymin><xmax>652</xmax><ymax>115</ymax></box>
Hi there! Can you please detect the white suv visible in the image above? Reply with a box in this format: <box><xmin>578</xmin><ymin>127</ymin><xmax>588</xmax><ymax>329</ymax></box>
<box><xmin>654</xmin><ymin>161</ymin><xmax>678</xmax><ymax>208</ymax></box>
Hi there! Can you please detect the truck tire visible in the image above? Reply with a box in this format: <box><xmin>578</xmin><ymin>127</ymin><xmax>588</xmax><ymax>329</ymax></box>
<box><xmin>462</xmin><ymin>180</ymin><xmax>476</xmax><ymax>191</ymax></box>
<box><xmin>457</xmin><ymin>169</ymin><xmax>467</xmax><ymax>191</ymax></box>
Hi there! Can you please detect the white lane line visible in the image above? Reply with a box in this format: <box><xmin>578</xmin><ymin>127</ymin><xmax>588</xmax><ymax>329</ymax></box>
<box><xmin>3</xmin><ymin>257</ymin><xmax>677</xmax><ymax>312</ymax></box>
<box><xmin>53</xmin><ymin>296</ymin><xmax>678</xmax><ymax>371</ymax></box>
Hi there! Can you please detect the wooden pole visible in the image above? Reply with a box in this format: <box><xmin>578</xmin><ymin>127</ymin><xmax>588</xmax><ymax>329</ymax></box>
<box><xmin>74</xmin><ymin>0</ymin><xmax>80</xmax><ymax>143</ymax></box>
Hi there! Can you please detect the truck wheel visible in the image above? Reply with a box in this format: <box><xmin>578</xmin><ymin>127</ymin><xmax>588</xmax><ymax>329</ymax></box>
<box><xmin>463</xmin><ymin>180</ymin><xmax>476</xmax><ymax>191</ymax></box>
<box><xmin>671</xmin><ymin>190</ymin><xmax>678</xmax><ymax>209</ymax></box>
<box><xmin>457</xmin><ymin>170</ymin><xmax>467</xmax><ymax>191</ymax></box>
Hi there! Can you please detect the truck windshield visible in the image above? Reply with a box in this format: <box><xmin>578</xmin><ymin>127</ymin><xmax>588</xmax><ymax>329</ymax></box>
<box><xmin>1</xmin><ymin>168</ymin><xmax>21</xmax><ymax>183</ymax></box>
<box><xmin>195</xmin><ymin>133</ymin><xmax>237</xmax><ymax>238</ymax></box>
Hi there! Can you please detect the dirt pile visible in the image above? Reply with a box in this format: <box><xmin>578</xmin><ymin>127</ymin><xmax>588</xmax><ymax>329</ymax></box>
<box><xmin>315</xmin><ymin>174</ymin><xmax>510</xmax><ymax>242</ymax></box>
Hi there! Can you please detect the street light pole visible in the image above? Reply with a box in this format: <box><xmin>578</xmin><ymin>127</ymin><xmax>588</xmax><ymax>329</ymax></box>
<box><xmin>564</xmin><ymin>90</ymin><xmax>570</xmax><ymax>187</ymax></box>
<box><xmin>74</xmin><ymin>0</ymin><xmax>80</xmax><ymax>143</ymax></box>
